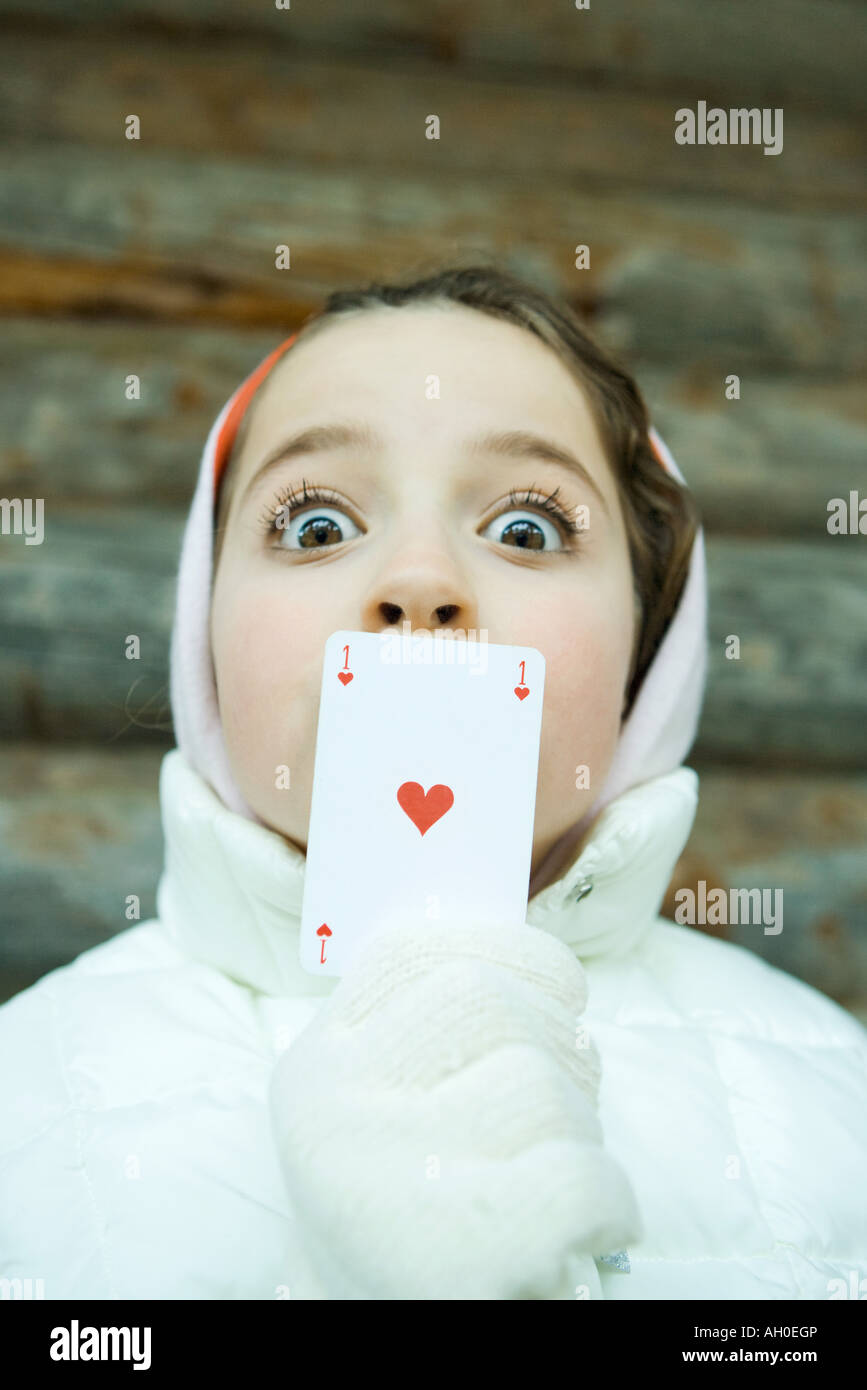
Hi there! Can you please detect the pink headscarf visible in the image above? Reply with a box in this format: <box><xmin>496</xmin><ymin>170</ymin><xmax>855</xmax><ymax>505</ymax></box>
<box><xmin>169</xmin><ymin>330</ymin><xmax>707</xmax><ymax>832</ymax></box>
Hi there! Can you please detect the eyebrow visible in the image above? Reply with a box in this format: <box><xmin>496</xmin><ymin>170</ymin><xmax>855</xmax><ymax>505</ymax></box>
<box><xmin>241</xmin><ymin>421</ymin><xmax>610</xmax><ymax>513</ymax></box>
<box><xmin>467</xmin><ymin>428</ymin><xmax>609</xmax><ymax>514</ymax></box>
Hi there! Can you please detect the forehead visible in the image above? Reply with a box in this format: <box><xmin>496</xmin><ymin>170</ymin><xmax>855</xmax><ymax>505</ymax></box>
<box><xmin>233</xmin><ymin>303</ymin><xmax>612</xmax><ymax>490</ymax></box>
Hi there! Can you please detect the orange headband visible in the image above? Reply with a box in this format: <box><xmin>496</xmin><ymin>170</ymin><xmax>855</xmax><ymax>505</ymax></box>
<box><xmin>212</xmin><ymin>332</ymin><xmax>299</xmax><ymax>499</ymax></box>
<box><xmin>211</xmin><ymin>327</ymin><xmax>671</xmax><ymax>502</ymax></box>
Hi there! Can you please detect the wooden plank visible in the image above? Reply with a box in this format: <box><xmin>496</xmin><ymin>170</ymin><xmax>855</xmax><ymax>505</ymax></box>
<box><xmin>0</xmin><ymin>321</ymin><xmax>286</xmax><ymax>507</ymax></box>
<box><xmin>638</xmin><ymin>367</ymin><xmax>867</xmax><ymax>537</ymax></box>
<box><xmin>0</xmin><ymin>146</ymin><xmax>863</xmax><ymax>374</ymax></box>
<box><xmin>0</xmin><ymin>33</ymin><xmax>860</xmax><ymax>211</ymax></box>
<box><xmin>2</xmin><ymin>320</ymin><xmax>864</xmax><ymax>533</ymax></box>
<box><xmin>0</xmin><ymin>508</ymin><xmax>864</xmax><ymax>765</ymax></box>
<box><xmin>0</xmin><ymin>743</ymin><xmax>864</xmax><ymax>1020</ymax></box>
<box><xmin>0</xmin><ymin>506</ymin><xmax>180</xmax><ymax>743</ymax></box>
<box><xmin>701</xmin><ymin>537</ymin><xmax>867</xmax><ymax>769</ymax></box>
<box><xmin>660</xmin><ymin>769</ymin><xmax>867</xmax><ymax>1020</ymax></box>
<box><xmin>0</xmin><ymin>0</ymin><xmax>862</xmax><ymax>114</ymax></box>
<box><xmin>0</xmin><ymin>744</ymin><xmax>164</xmax><ymax>1002</ymax></box>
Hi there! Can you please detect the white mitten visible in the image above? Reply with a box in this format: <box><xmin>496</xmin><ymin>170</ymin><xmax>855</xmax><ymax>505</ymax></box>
<box><xmin>269</xmin><ymin>920</ymin><xmax>642</xmax><ymax>1300</ymax></box>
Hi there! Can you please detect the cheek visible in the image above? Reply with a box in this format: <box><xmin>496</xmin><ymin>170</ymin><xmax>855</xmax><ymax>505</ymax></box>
<box><xmin>210</xmin><ymin>572</ymin><xmax>320</xmax><ymax>774</ymax></box>
<box><xmin>499</xmin><ymin>578</ymin><xmax>634</xmax><ymax>794</ymax></box>
<box><xmin>544</xmin><ymin>616</ymin><xmax>630</xmax><ymax>771</ymax></box>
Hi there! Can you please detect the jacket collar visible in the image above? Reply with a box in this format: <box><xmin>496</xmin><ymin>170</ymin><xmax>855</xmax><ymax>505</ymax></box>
<box><xmin>156</xmin><ymin>750</ymin><xmax>698</xmax><ymax>998</ymax></box>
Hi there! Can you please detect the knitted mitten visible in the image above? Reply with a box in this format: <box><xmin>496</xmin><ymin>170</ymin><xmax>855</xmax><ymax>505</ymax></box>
<box><xmin>269</xmin><ymin>920</ymin><xmax>642</xmax><ymax>1300</ymax></box>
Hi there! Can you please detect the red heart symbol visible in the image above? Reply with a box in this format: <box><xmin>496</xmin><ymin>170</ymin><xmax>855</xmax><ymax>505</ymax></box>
<box><xmin>316</xmin><ymin>923</ymin><xmax>332</xmax><ymax>937</ymax></box>
<box><xmin>338</xmin><ymin>671</ymin><xmax>353</xmax><ymax>685</ymax></box>
<box><xmin>514</xmin><ymin>685</ymin><xmax>529</xmax><ymax>700</ymax></box>
<box><xmin>397</xmin><ymin>781</ymin><xmax>454</xmax><ymax>836</ymax></box>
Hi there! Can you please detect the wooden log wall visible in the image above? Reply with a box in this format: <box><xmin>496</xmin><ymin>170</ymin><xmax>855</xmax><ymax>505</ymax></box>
<box><xmin>0</xmin><ymin>1</ymin><xmax>864</xmax><ymax>1014</ymax></box>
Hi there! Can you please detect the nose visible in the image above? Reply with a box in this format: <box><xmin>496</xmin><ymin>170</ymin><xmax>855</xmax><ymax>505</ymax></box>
<box><xmin>378</xmin><ymin>598</ymin><xmax>461</xmax><ymax>628</ymax></box>
<box><xmin>359</xmin><ymin>545</ymin><xmax>480</xmax><ymax>636</ymax></box>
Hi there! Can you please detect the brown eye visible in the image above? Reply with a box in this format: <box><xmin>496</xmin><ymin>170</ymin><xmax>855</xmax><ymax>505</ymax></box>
<box><xmin>501</xmin><ymin>519</ymin><xmax>545</xmax><ymax>550</ymax></box>
<box><xmin>278</xmin><ymin>506</ymin><xmax>361</xmax><ymax>550</ymax></box>
<box><xmin>298</xmin><ymin>515</ymin><xmax>343</xmax><ymax>548</ymax></box>
<box><xmin>482</xmin><ymin>509</ymin><xmax>562</xmax><ymax>552</ymax></box>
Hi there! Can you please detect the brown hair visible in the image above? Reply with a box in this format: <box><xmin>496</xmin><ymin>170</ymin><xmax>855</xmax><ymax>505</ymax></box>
<box><xmin>214</xmin><ymin>260</ymin><xmax>700</xmax><ymax>715</ymax></box>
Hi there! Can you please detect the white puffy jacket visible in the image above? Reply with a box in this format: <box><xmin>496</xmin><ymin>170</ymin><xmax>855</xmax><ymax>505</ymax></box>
<box><xmin>1</xmin><ymin>750</ymin><xmax>865</xmax><ymax>1300</ymax></box>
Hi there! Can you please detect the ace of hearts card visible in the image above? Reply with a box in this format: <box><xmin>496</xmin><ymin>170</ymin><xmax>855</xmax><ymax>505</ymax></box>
<box><xmin>299</xmin><ymin>629</ymin><xmax>546</xmax><ymax>976</ymax></box>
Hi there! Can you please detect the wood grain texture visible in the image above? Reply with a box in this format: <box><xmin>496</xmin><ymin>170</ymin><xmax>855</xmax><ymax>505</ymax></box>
<box><xmin>0</xmin><ymin>32</ymin><xmax>861</xmax><ymax>210</ymax></box>
<box><xmin>0</xmin><ymin>0</ymin><xmax>862</xmax><ymax>113</ymax></box>
<box><xmin>0</xmin><ymin>145</ymin><xmax>863</xmax><ymax>372</ymax></box>
<box><xmin>638</xmin><ymin>366</ymin><xmax>867</xmax><ymax>537</ymax></box>
<box><xmin>660</xmin><ymin>768</ymin><xmax>867</xmax><ymax>1018</ymax></box>
<box><xmin>702</xmin><ymin>536</ymin><xmax>866</xmax><ymax>769</ymax></box>
<box><xmin>0</xmin><ymin>744</ymin><xmax>165</xmax><ymax>1001</ymax></box>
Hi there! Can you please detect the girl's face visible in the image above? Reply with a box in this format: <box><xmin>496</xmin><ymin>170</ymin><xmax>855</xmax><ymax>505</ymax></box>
<box><xmin>210</xmin><ymin>304</ymin><xmax>637</xmax><ymax>883</ymax></box>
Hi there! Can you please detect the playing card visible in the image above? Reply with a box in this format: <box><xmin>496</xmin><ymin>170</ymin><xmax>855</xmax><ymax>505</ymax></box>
<box><xmin>299</xmin><ymin>629</ymin><xmax>545</xmax><ymax>977</ymax></box>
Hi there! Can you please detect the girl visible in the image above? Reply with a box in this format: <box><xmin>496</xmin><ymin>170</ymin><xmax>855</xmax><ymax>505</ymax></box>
<box><xmin>1</xmin><ymin>264</ymin><xmax>865</xmax><ymax>1301</ymax></box>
